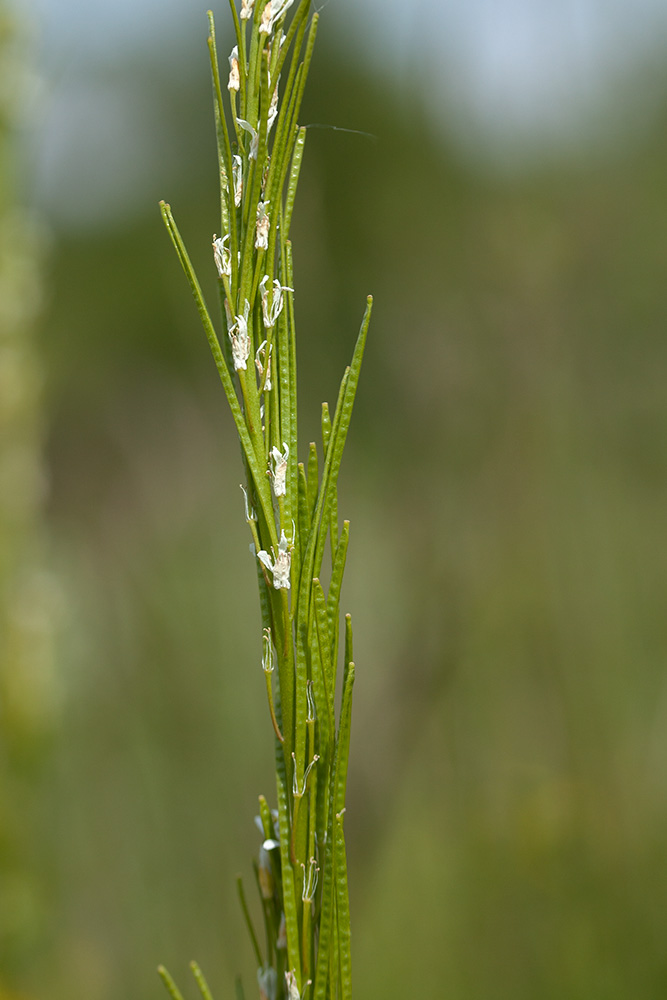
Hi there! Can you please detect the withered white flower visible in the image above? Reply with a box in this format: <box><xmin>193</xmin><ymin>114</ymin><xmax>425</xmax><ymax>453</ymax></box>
<box><xmin>237</xmin><ymin>117</ymin><xmax>259</xmax><ymax>160</ymax></box>
<box><xmin>269</xmin><ymin>442</ymin><xmax>289</xmax><ymax>497</ymax></box>
<box><xmin>260</xmin><ymin>274</ymin><xmax>292</xmax><ymax>328</ymax></box>
<box><xmin>212</xmin><ymin>234</ymin><xmax>231</xmax><ymax>278</ymax></box>
<box><xmin>260</xmin><ymin>0</ymin><xmax>295</xmax><ymax>35</ymax></box>
<box><xmin>284</xmin><ymin>971</ymin><xmax>300</xmax><ymax>1000</ymax></box>
<box><xmin>228</xmin><ymin>299</ymin><xmax>251</xmax><ymax>371</ymax></box>
<box><xmin>255</xmin><ymin>339</ymin><xmax>273</xmax><ymax>391</ymax></box>
<box><xmin>232</xmin><ymin>154</ymin><xmax>243</xmax><ymax>207</ymax></box>
<box><xmin>240</xmin><ymin>0</ymin><xmax>254</xmax><ymax>19</ymax></box>
<box><xmin>257</xmin><ymin>528</ymin><xmax>292</xmax><ymax>589</ymax></box>
<box><xmin>227</xmin><ymin>45</ymin><xmax>240</xmax><ymax>91</ymax></box>
<box><xmin>256</xmin><ymin>201</ymin><xmax>270</xmax><ymax>251</ymax></box>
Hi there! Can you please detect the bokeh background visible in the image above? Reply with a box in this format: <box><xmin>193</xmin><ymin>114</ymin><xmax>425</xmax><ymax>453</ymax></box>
<box><xmin>2</xmin><ymin>0</ymin><xmax>667</xmax><ymax>997</ymax></box>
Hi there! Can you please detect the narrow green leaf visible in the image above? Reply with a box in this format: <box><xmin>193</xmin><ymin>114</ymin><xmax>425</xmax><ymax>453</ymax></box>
<box><xmin>320</xmin><ymin>401</ymin><xmax>338</xmax><ymax>565</ymax></box>
<box><xmin>330</xmin><ymin>912</ymin><xmax>340</xmax><ymax>1000</ymax></box>
<box><xmin>293</xmin><ymin>627</ymin><xmax>309</xmax><ymax>800</ymax></box>
<box><xmin>307</xmin><ymin>442</ymin><xmax>318</xmax><ymax>518</ymax></box>
<box><xmin>235</xmin><ymin>975</ymin><xmax>246</xmax><ymax>1000</ymax></box>
<box><xmin>190</xmin><ymin>961</ymin><xmax>214</xmax><ymax>1000</ymax></box>
<box><xmin>312</xmin><ymin>801</ymin><xmax>338</xmax><ymax>1000</ymax></box>
<box><xmin>334</xmin><ymin>815</ymin><xmax>352</xmax><ymax>1000</ymax></box>
<box><xmin>343</xmin><ymin>614</ymin><xmax>353</xmax><ymax>692</ymax></box>
<box><xmin>308</xmin><ymin>617</ymin><xmax>331</xmax><ymax>846</ymax></box>
<box><xmin>314</xmin><ymin>661</ymin><xmax>355</xmax><ymax>1000</ymax></box>
<box><xmin>290</xmin><ymin>13</ymin><xmax>319</xmax><ymax>136</ymax></box>
<box><xmin>327</xmin><ymin>520</ymin><xmax>350</xmax><ymax>667</ymax></box>
<box><xmin>297</xmin><ymin>463</ymin><xmax>310</xmax><ymax>574</ymax></box>
<box><xmin>334</xmin><ymin>663</ymin><xmax>355</xmax><ymax>813</ymax></box>
<box><xmin>258</xmin><ymin>794</ymin><xmax>274</xmax><ymax>842</ymax></box>
<box><xmin>275</xmin><ymin>739</ymin><xmax>301</xmax><ymax>977</ymax></box>
<box><xmin>329</xmin><ymin>493</ymin><xmax>339</xmax><ymax>557</ymax></box>
<box><xmin>321</xmin><ymin>402</ymin><xmax>331</xmax><ymax>453</ymax></box>
<box><xmin>157</xmin><ymin>966</ymin><xmax>186</xmax><ymax>1000</ymax></box>
<box><xmin>283</xmin><ymin>126</ymin><xmax>307</xmax><ymax>241</ymax></box>
<box><xmin>312</xmin><ymin>297</ymin><xmax>372</xmax><ymax>583</ymax></box>
<box><xmin>313</xmin><ymin>579</ymin><xmax>333</xmax><ymax>724</ymax></box>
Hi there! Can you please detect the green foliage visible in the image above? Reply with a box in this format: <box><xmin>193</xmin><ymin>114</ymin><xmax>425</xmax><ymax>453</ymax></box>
<box><xmin>159</xmin><ymin>3</ymin><xmax>371</xmax><ymax>997</ymax></box>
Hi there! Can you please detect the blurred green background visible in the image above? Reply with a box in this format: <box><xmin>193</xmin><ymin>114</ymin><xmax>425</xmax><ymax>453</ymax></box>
<box><xmin>3</xmin><ymin>0</ymin><xmax>667</xmax><ymax>998</ymax></box>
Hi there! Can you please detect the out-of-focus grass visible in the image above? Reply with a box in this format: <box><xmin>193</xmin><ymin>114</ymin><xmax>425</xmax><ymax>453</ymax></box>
<box><xmin>7</xmin><ymin>30</ymin><xmax>667</xmax><ymax>1000</ymax></box>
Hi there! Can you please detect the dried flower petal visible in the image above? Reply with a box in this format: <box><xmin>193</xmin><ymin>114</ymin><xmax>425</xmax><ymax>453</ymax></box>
<box><xmin>212</xmin><ymin>234</ymin><xmax>231</xmax><ymax>277</ymax></box>
<box><xmin>227</xmin><ymin>45</ymin><xmax>240</xmax><ymax>91</ymax></box>
<box><xmin>269</xmin><ymin>442</ymin><xmax>289</xmax><ymax>497</ymax></box>
<box><xmin>228</xmin><ymin>299</ymin><xmax>251</xmax><ymax>370</ymax></box>
<box><xmin>256</xmin><ymin>201</ymin><xmax>270</xmax><ymax>251</ymax></box>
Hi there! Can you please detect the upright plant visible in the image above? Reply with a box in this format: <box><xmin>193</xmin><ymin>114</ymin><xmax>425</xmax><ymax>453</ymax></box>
<box><xmin>158</xmin><ymin>2</ymin><xmax>371</xmax><ymax>999</ymax></box>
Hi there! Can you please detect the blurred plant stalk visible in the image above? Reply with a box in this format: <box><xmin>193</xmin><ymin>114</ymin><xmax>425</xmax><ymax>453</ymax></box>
<box><xmin>159</xmin><ymin>2</ymin><xmax>371</xmax><ymax>999</ymax></box>
<box><xmin>0</xmin><ymin>3</ymin><xmax>58</xmax><ymax>994</ymax></box>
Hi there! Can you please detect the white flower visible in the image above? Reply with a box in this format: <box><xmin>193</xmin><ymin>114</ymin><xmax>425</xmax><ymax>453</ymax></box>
<box><xmin>240</xmin><ymin>0</ymin><xmax>254</xmax><ymax>18</ymax></box>
<box><xmin>237</xmin><ymin>117</ymin><xmax>259</xmax><ymax>160</ymax></box>
<box><xmin>257</xmin><ymin>529</ymin><xmax>292</xmax><ymax>589</ymax></box>
<box><xmin>260</xmin><ymin>0</ymin><xmax>295</xmax><ymax>35</ymax></box>
<box><xmin>256</xmin><ymin>201</ymin><xmax>270</xmax><ymax>251</ymax></box>
<box><xmin>212</xmin><ymin>234</ymin><xmax>231</xmax><ymax>277</ymax></box>
<box><xmin>260</xmin><ymin>274</ymin><xmax>292</xmax><ymax>328</ymax></box>
<box><xmin>232</xmin><ymin>154</ymin><xmax>243</xmax><ymax>207</ymax></box>
<box><xmin>255</xmin><ymin>339</ymin><xmax>273</xmax><ymax>391</ymax></box>
<box><xmin>228</xmin><ymin>299</ymin><xmax>251</xmax><ymax>370</ymax></box>
<box><xmin>269</xmin><ymin>442</ymin><xmax>288</xmax><ymax>497</ymax></box>
<box><xmin>227</xmin><ymin>45</ymin><xmax>240</xmax><ymax>91</ymax></box>
<box><xmin>285</xmin><ymin>971</ymin><xmax>300</xmax><ymax>1000</ymax></box>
